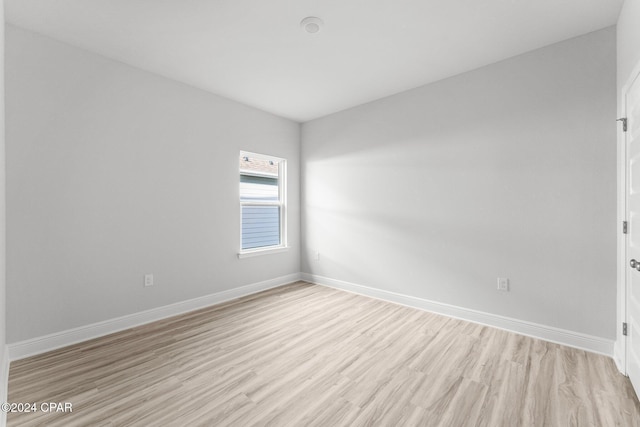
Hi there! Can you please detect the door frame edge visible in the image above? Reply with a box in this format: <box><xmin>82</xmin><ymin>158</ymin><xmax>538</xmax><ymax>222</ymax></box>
<box><xmin>618</xmin><ymin>59</ymin><xmax>640</xmax><ymax>375</ymax></box>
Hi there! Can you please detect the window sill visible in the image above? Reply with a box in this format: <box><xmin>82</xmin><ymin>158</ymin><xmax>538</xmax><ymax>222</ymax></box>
<box><xmin>238</xmin><ymin>246</ymin><xmax>289</xmax><ymax>259</ymax></box>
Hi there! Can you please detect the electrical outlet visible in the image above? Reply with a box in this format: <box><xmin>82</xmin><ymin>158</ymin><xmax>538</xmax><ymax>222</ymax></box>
<box><xmin>144</xmin><ymin>274</ymin><xmax>154</xmax><ymax>287</ymax></box>
<box><xmin>497</xmin><ymin>277</ymin><xmax>509</xmax><ymax>292</ymax></box>
<box><xmin>313</xmin><ymin>250</ymin><xmax>320</xmax><ymax>261</ymax></box>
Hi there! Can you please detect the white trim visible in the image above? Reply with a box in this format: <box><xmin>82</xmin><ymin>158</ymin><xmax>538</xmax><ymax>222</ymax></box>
<box><xmin>618</xmin><ymin>74</ymin><xmax>628</xmax><ymax>374</ymax></box>
<box><xmin>8</xmin><ymin>273</ymin><xmax>301</xmax><ymax>361</ymax></box>
<box><xmin>302</xmin><ymin>273</ymin><xmax>614</xmax><ymax>357</ymax></box>
<box><xmin>618</xmin><ymin>58</ymin><xmax>640</xmax><ymax>375</ymax></box>
<box><xmin>238</xmin><ymin>246</ymin><xmax>289</xmax><ymax>258</ymax></box>
<box><xmin>614</xmin><ymin>344</ymin><xmax>626</xmax><ymax>373</ymax></box>
<box><xmin>0</xmin><ymin>345</ymin><xmax>9</xmax><ymax>427</ymax></box>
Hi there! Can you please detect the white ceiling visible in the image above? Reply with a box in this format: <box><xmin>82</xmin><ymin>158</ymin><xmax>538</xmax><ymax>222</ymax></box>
<box><xmin>6</xmin><ymin>0</ymin><xmax>623</xmax><ymax>122</ymax></box>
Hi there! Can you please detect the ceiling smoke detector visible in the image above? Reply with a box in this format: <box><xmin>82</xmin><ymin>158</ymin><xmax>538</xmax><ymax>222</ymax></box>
<box><xmin>300</xmin><ymin>17</ymin><xmax>323</xmax><ymax>34</ymax></box>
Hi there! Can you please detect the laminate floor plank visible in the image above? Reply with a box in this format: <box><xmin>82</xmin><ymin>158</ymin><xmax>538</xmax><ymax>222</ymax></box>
<box><xmin>7</xmin><ymin>282</ymin><xmax>640</xmax><ymax>426</ymax></box>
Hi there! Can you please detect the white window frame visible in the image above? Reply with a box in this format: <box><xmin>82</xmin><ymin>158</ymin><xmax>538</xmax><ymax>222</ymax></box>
<box><xmin>238</xmin><ymin>151</ymin><xmax>288</xmax><ymax>258</ymax></box>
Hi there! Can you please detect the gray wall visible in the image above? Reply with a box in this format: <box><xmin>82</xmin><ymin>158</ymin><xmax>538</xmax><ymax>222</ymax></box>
<box><xmin>618</xmin><ymin>0</ymin><xmax>640</xmax><ymax>89</ymax></box>
<box><xmin>6</xmin><ymin>26</ymin><xmax>301</xmax><ymax>343</ymax></box>
<box><xmin>302</xmin><ymin>27</ymin><xmax>617</xmax><ymax>339</ymax></box>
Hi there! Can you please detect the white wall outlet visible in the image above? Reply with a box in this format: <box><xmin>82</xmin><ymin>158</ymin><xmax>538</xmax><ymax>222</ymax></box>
<box><xmin>144</xmin><ymin>274</ymin><xmax>154</xmax><ymax>287</ymax></box>
<box><xmin>313</xmin><ymin>250</ymin><xmax>320</xmax><ymax>261</ymax></box>
<box><xmin>497</xmin><ymin>277</ymin><xmax>509</xmax><ymax>292</ymax></box>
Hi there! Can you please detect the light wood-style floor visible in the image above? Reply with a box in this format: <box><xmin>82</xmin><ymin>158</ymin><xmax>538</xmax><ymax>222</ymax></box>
<box><xmin>7</xmin><ymin>282</ymin><xmax>640</xmax><ymax>426</ymax></box>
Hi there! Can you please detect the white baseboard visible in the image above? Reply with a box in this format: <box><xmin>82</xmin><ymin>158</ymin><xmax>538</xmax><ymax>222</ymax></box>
<box><xmin>302</xmin><ymin>273</ymin><xmax>614</xmax><ymax>357</ymax></box>
<box><xmin>7</xmin><ymin>271</ymin><xmax>615</xmax><ymax>362</ymax></box>
<box><xmin>0</xmin><ymin>344</ymin><xmax>9</xmax><ymax>427</ymax></box>
<box><xmin>8</xmin><ymin>273</ymin><xmax>301</xmax><ymax>361</ymax></box>
<box><xmin>613</xmin><ymin>340</ymin><xmax>626</xmax><ymax>374</ymax></box>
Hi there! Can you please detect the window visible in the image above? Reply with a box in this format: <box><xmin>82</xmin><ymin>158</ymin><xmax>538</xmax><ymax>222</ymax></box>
<box><xmin>239</xmin><ymin>151</ymin><xmax>287</xmax><ymax>256</ymax></box>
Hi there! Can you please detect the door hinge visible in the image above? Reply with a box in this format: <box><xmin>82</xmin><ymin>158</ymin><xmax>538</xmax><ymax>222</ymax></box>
<box><xmin>623</xmin><ymin>322</ymin><xmax>628</xmax><ymax>336</ymax></box>
<box><xmin>617</xmin><ymin>117</ymin><xmax>627</xmax><ymax>132</ymax></box>
<box><xmin>624</xmin><ymin>221</ymin><xmax>628</xmax><ymax>234</ymax></box>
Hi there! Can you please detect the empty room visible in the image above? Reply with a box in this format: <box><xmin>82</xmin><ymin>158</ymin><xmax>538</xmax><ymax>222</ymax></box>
<box><xmin>0</xmin><ymin>0</ymin><xmax>640</xmax><ymax>426</ymax></box>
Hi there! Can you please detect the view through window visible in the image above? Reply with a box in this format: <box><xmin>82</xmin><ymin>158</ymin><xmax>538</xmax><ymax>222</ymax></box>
<box><xmin>239</xmin><ymin>151</ymin><xmax>286</xmax><ymax>251</ymax></box>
